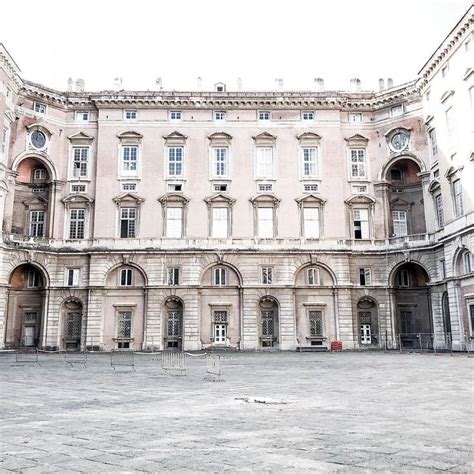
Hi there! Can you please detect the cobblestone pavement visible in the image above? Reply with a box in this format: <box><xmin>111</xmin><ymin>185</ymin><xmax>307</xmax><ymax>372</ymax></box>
<box><xmin>0</xmin><ymin>351</ymin><xmax>473</xmax><ymax>473</ymax></box>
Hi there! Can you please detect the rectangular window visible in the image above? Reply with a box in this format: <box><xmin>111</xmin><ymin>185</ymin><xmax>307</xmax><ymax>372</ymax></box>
<box><xmin>33</xmin><ymin>169</ymin><xmax>46</xmax><ymax>181</ymax></box>
<box><xmin>72</xmin><ymin>147</ymin><xmax>89</xmax><ymax>178</ymax></box>
<box><xmin>27</xmin><ymin>270</ymin><xmax>41</xmax><ymax>288</ymax></box>
<box><xmin>262</xmin><ymin>267</ymin><xmax>273</xmax><ymax>285</ymax></box>
<box><xmin>214</xmin><ymin>111</ymin><xmax>226</xmax><ymax>121</ymax></box>
<box><xmin>258</xmin><ymin>111</ymin><xmax>270</xmax><ymax>121</ymax></box>
<box><xmin>302</xmin><ymin>112</ymin><xmax>314</xmax><ymax>120</ymax></box>
<box><xmin>71</xmin><ymin>184</ymin><xmax>86</xmax><ymax>193</ymax></box>
<box><xmin>445</xmin><ymin>107</ymin><xmax>455</xmax><ymax>139</ymax></box>
<box><xmin>167</xmin><ymin>147</ymin><xmax>184</xmax><ymax>177</ymax></box>
<box><xmin>353</xmin><ymin>209</ymin><xmax>369</xmax><ymax>239</ymax></box>
<box><xmin>124</xmin><ymin>110</ymin><xmax>137</xmax><ymax>120</ymax></box>
<box><xmin>212</xmin><ymin>207</ymin><xmax>228</xmax><ymax>238</ymax></box>
<box><xmin>257</xmin><ymin>207</ymin><xmax>273</xmax><ymax>238</ymax></box>
<box><xmin>170</xmin><ymin>111</ymin><xmax>182</xmax><ymax>121</ymax></box>
<box><xmin>440</xmin><ymin>259</ymin><xmax>446</xmax><ymax>280</ymax></box>
<box><xmin>65</xmin><ymin>268</ymin><xmax>80</xmax><ymax>287</ymax></box>
<box><xmin>120</xmin><ymin>268</ymin><xmax>133</xmax><ymax>286</ymax></box>
<box><xmin>121</xmin><ymin>146</ymin><xmax>138</xmax><ymax>175</ymax></box>
<box><xmin>256</xmin><ymin>147</ymin><xmax>274</xmax><ymax>178</ymax></box>
<box><xmin>69</xmin><ymin>208</ymin><xmax>85</xmax><ymax>239</ymax></box>
<box><xmin>214</xmin><ymin>268</ymin><xmax>226</xmax><ymax>286</ymax></box>
<box><xmin>302</xmin><ymin>148</ymin><xmax>318</xmax><ymax>177</ymax></box>
<box><xmin>453</xmin><ymin>179</ymin><xmax>464</xmax><ymax>217</ymax></box>
<box><xmin>303</xmin><ymin>207</ymin><xmax>320</xmax><ymax>238</ymax></box>
<box><xmin>309</xmin><ymin>310</ymin><xmax>323</xmax><ymax>336</ymax></box>
<box><xmin>75</xmin><ymin>111</ymin><xmax>89</xmax><ymax>122</ymax></box>
<box><xmin>397</xmin><ymin>269</ymin><xmax>410</xmax><ymax>287</ymax></box>
<box><xmin>168</xmin><ymin>183</ymin><xmax>182</xmax><ymax>192</ymax></box>
<box><xmin>166</xmin><ymin>207</ymin><xmax>183</xmax><ymax>238</ymax></box>
<box><xmin>120</xmin><ymin>207</ymin><xmax>136</xmax><ymax>238</ymax></box>
<box><xmin>303</xmin><ymin>184</ymin><xmax>319</xmax><ymax>193</ymax></box>
<box><xmin>121</xmin><ymin>182</ymin><xmax>137</xmax><ymax>192</ymax></box>
<box><xmin>167</xmin><ymin>267</ymin><xmax>180</xmax><ymax>285</ymax></box>
<box><xmin>213</xmin><ymin>183</ymin><xmax>227</xmax><ymax>192</ymax></box>
<box><xmin>359</xmin><ymin>268</ymin><xmax>372</xmax><ymax>286</ymax></box>
<box><xmin>29</xmin><ymin>210</ymin><xmax>45</xmax><ymax>237</ymax></box>
<box><xmin>213</xmin><ymin>147</ymin><xmax>228</xmax><ymax>177</ymax></box>
<box><xmin>349</xmin><ymin>112</ymin><xmax>363</xmax><ymax>122</ymax></box>
<box><xmin>391</xmin><ymin>105</ymin><xmax>403</xmax><ymax>116</ymax></box>
<box><xmin>435</xmin><ymin>194</ymin><xmax>444</xmax><ymax>228</ymax></box>
<box><xmin>350</xmin><ymin>149</ymin><xmax>367</xmax><ymax>179</ymax></box>
<box><xmin>117</xmin><ymin>311</ymin><xmax>132</xmax><ymax>338</ymax></box>
<box><xmin>428</xmin><ymin>128</ymin><xmax>438</xmax><ymax>159</ymax></box>
<box><xmin>1</xmin><ymin>126</ymin><xmax>8</xmax><ymax>162</ymax></box>
<box><xmin>392</xmin><ymin>210</ymin><xmax>408</xmax><ymax>236</ymax></box>
<box><xmin>464</xmin><ymin>253</ymin><xmax>472</xmax><ymax>274</ymax></box>
<box><xmin>307</xmin><ymin>268</ymin><xmax>320</xmax><ymax>285</ymax></box>
<box><xmin>352</xmin><ymin>185</ymin><xmax>368</xmax><ymax>194</ymax></box>
<box><xmin>34</xmin><ymin>102</ymin><xmax>47</xmax><ymax>114</ymax></box>
<box><xmin>258</xmin><ymin>183</ymin><xmax>273</xmax><ymax>193</ymax></box>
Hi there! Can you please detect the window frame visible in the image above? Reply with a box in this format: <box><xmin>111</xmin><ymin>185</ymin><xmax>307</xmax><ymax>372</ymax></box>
<box><xmin>166</xmin><ymin>146</ymin><xmax>184</xmax><ymax>178</ymax></box>
<box><xmin>169</xmin><ymin>111</ymin><xmax>182</xmax><ymax>121</ymax></box>
<box><xmin>167</xmin><ymin>267</ymin><xmax>180</xmax><ymax>285</ymax></box>
<box><xmin>71</xmin><ymin>146</ymin><xmax>90</xmax><ymax>179</ymax></box>
<box><xmin>359</xmin><ymin>268</ymin><xmax>372</xmax><ymax>286</ymax></box>
<box><xmin>124</xmin><ymin>110</ymin><xmax>137</xmax><ymax>120</ymax></box>
<box><xmin>121</xmin><ymin>145</ymin><xmax>139</xmax><ymax>177</ymax></box>
<box><xmin>349</xmin><ymin>148</ymin><xmax>367</xmax><ymax>180</ymax></box>
<box><xmin>307</xmin><ymin>267</ymin><xmax>320</xmax><ymax>286</ymax></box>
<box><xmin>255</xmin><ymin>147</ymin><xmax>275</xmax><ymax>179</ymax></box>
<box><xmin>75</xmin><ymin>111</ymin><xmax>90</xmax><ymax>122</ymax></box>
<box><xmin>452</xmin><ymin>179</ymin><xmax>464</xmax><ymax>217</ymax></box>
<box><xmin>211</xmin><ymin>146</ymin><xmax>229</xmax><ymax>178</ymax></box>
<box><xmin>65</xmin><ymin>268</ymin><xmax>80</xmax><ymax>287</ymax></box>
<box><xmin>301</xmin><ymin>147</ymin><xmax>319</xmax><ymax>179</ymax></box>
<box><xmin>29</xmin><ymin>210</ymin><xmax>46</xmax><ymax>237</ymax></box>
<box><xmin>353</xmin><ymin>208</ymin><xmax>370</xmax><ymax>240</ymax></box>
<box><xmin>214</xmin><ymin>267</ymin><xmax>227</xmax><ymax>286</ymax></box>
<box><xmin>34</xmin><ymin>102</ymin><xmax>47</xmax><ymax>114</ymax></box>
<box><xmin>68</xmin><ymin>208</ymin><xmax>86</xmax><ymax>240</ymax></box>
<box><xmin>261</xmin><ymin>266</ymin><xmax>274</xmax><ymax>285</ymax></box>
<box><xmin>119</xmin><ymin>207</ymin><xmax>137</xmax><ymax>238</ymax></box>
<box><xmin>120</xmin><ymin>267</ymin><xmax>134</xmax><ymax>286</ymax></box>
<box><xmin>258</xmin><ymin>111</ymin><xmax>271</xmax><ymax>121</ymax></box>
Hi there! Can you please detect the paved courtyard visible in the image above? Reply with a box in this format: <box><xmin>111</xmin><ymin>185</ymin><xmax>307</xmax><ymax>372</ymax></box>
<box><xmin>0</xmin><ymin>351</ymin><xmax>472</xmax><ymax>473</ymax></box>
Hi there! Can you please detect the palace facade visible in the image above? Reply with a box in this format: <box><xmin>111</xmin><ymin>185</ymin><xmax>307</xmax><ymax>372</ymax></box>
<box><xmin>0</xmin><ymin>7</ymin><xmax>473</xmax><ymax>351</ymax></box>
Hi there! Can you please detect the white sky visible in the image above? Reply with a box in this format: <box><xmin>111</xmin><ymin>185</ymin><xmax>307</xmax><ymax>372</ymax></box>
<box><xmin>1</xmin><ymin>0</ymin><xmax>472</xmax><ymax>92</ymax></box>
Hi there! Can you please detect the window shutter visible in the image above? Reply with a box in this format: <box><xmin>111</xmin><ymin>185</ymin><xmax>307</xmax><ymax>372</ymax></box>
<box><xmin>303</xmin><ymin>207</ymin><xmax>320</xmax><ymax>238</ymax></box>
<box><xmin>167</xmin><ymin>207</ymin><xmax>183</xmax><ymax>238</ymax></box>
<box><xmin>257</xmin><ymin>207</ymin><xmax>273</xmax><ymax>238</ymax></box>
<box><xmin>212</xmin><ymin>208</ymin><xmax>228</xmax><ymax>238</ymax></box>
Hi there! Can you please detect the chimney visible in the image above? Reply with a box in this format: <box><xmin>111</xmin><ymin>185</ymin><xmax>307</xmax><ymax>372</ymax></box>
<box><xmin>155</xmin><ymin>77</ymin><xmax>162</xmax><ymax>90</ymax></box>
<box><xmin>67</xmin><ymin>77</ymin><xmax>73</xmax><ymax>92</ymax></box>
<box><xmin>387</xmin><ymin>78</ymin><xmax>394</xmax><ymax>89</ymax></box>
<box><xmin>314</xmin><ymin>78</ymin><xmax>324</xmax><ymax>91</ymax></box>
<box><xmin>75</xmin><ymin>78</ymin><xmax>85</xmax><ymax>92</ymax></box>
<box><xmin>113</xmin><ymin>77</ymin><xmax>123</xmax><ymax>90</ymax></box>
<box><xmin>237</xmin><ymin>77</ymin><xmax>242</xmax><ymax>91</ymax></box>
<box><xmin>275</xmin><ymin>78</ymin><xmax>284</xmax><ymax>91</ymax></box>
<box><xmin>378</xmin><ymin>78</ymin><xmax>385</xmax><ymax>91</ymax></box>
<box><xmin>350</xmin><ymin>78</ymin><xmax>361</xmax><ymax>92</ymax></box>
<box><xmin>197</xmin><ymin>76</ymin><xmax>202</xmax><ymax>91</ymax></box>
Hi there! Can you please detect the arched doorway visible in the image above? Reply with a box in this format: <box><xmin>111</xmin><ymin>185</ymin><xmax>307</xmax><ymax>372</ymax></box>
<box><xmin>62</xmin><ymin>299</ymin><xmax>83</xmax><ymax>351</ymax></box>
<box><xmin>393</xmin><ymin>262</ymin><xmax>431</xmax><ymax>348</ymax></box>
<box><xmin>259</xmin><ymin>296</ymin><xmax>279</xmax><ymax>348</ymax></box>
<box><xmin>11</xmin><ymin>157</ymin><xmax>53</xmax><ymax>238</ymax></box>
<box><xmin>385</xmin><ymin>159</ymin><xmax>426</xmax><ymax>237</ymax></box>
<box><xmin>5</xmin><ymin>264</ymin><xmax>47</xmax><ymax>348</ymax></box>
<box><xmin>163</xmin><ymin>297</ymin><xmax>183</xmax><ymax>350</ymax></box>
<box><xmin>357</xmin><ymin>298</ymin><xmax>379</xmax><ymax>346</ymax></box>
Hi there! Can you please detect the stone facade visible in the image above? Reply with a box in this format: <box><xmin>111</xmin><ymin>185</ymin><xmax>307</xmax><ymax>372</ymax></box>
<box><xmin>0</xmin><ymin>8</ymin><xmax>472</xmax><ymax>351</ymax></box>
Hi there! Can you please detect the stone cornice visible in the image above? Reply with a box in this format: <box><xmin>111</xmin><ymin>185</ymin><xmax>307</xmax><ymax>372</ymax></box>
<box><xmin>0</xmin><ymin>43</ymin><xmax>23</xmax><ymax>89</ymax></box>
<box><xmin>417</xmin><ymin>5</ymin><xmax>473</xmax><ymax>91</ymax></box>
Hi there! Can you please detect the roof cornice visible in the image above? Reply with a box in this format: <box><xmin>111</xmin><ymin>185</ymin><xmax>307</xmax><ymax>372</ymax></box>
<box><xmin>0</xmin><ymin>43</ymin><xmax>23</xmax><ymax>89</ymax></box>
<box><xmin>417</xmin><ymin>5</ymin><xmax>473</xmax><ymax>91</ymax></box>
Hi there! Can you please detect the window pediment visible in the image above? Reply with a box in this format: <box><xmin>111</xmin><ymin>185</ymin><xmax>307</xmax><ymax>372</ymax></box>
<box><xmin>163</xmin><ymin>131</ymin><xmax>188</xmax><ymax>143</ymax></box>
<box><xmin>22</xmin><ymin>196</ymin><xmax>48</xmax><ymax>208</ymax></box>
<box><xmin>208</xmin><ymin>132</ymin><xmax>233</xmax><ymax>141</ymax></box>
<box><xmin>62</xmin><ymin>194</ymin><xmax>94</xmax><ymax>205</ymax></box>
<box><xmin>252</xmin><ymin>132</ymin><xmax>277</xmax><ymax>143</ymax></box>
<box><xmin>68</xmin><ymin>132</ymin><xmax>94</xmax><ymax>143</ymax></box>
<box><xmin>113</xmin><ymin>192</ymin><xmax>145</xmax><ymax>204</ymax></box>
<box><xmin>390</xmin><ymin>197</ymin><xmax>411</xmax><ymax>206</ymax></box>
<box><xmin>440</xmin><ymin>90</ymin><xmax>455</xmax><ymax>103</ymax></box>
<box><xmin>297</xmin><ymin>132</ymin><xmax>321</xmax><ymax>141</ymax></box>
<box><xmin>344</xmin><ymin>194</ymin><xmax>376</xmax><ymax>205</ymax></box>
<box><xmin>384</xmin><ymin>126</ymin><xmax>411</xmax><ymax>137</ymax></box>
<box><xmin>428</xmin><ymin>179</ymin><xmax>441</xmax><ymax>194</ymax></box>
<box><xmin>249</xmin><ymin>193</ymin><xmax>280</xmax><ymax>206</ymax></box>
<box><xmin>445</xmin><ymin>165</ymin><xmax>463</xmax><ymax>180</ymax></box>
<box><xmin>158</xmin><ymin>192</ymin><xmax>190</xmax><ymax>205</ymax></box>
<box><xmin>204</xmin><ymin>193</ymin><xmax>236</xmax><ymax>205</ymax></box>
<box><xmin>344</xmin><ymin>134</ymin><xmax>369</xmax><ymax>146</ymax></box>
<box><xmin>295</xmin><ymin>194</ymin><xmax>326</xmax><ymax>205</ymax></box>
<box><xmin>117</xmin><ymin>131</ymin><xmax>143</xmax><ymax>144</ymax></box>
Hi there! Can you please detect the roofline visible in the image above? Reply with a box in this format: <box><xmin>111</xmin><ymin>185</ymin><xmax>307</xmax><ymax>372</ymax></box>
<box><xmin>417</xmin><ymin>4</ymin><xmax>473</xmax><ymax>76</ymax></box>
<box><xmin>0</xmin><ymin>42</ymin><xmax>21</xmax><ymax>72</ymax></box>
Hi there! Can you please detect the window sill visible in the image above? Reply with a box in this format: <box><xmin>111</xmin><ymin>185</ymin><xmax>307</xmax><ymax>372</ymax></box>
<box><xmin>117</xmin><ymin>177</ymin><xmax>141</xmax><ymax>181</ymax></box>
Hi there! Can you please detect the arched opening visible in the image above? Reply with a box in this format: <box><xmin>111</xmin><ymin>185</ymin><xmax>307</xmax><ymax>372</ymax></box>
<box><xmin>163</xmin><ymin>297</ymin><xmax>183</xmax><ymax>350</ymax></box>
<box><xmin>442</xmin><ymin>292</ymin><xmax>451</xmax><ymax>335</ymax></box>
<box><xmin>357</xmin><ymin>298</ymin><xmax>379</xmax><ymax>346</ymax></box>
<box><xmin>258</xmin><ymin>296</ymin><xmax>279</xmax><ymax>348</ymax></box>
<box><xmin>11</xmin><ymin>157</ymin><xmax>53</xmax><ymax>238</ymax></box>
<box><xmin>5</xmin><ymin>264</ymin><xmax>47</xmax><ymax>348</ymax></box>
<box><xmin>386</xmin><ymin>159</ymin><xmax>426</xmax><ymax>237</ymax></box>
<box><xmin>199</xmin><ymin>263</ymin><xmax>241</xmax><ymax>349</ymax></box>
<box><xmin>393</xmin><ymin>262</ymin><xmax>432</xmax><ymax>348</ymax></box>
<box><xmin>62</xmin><ymin>298</ymin><xmax>83</xmax><ymax>351</ymax></box>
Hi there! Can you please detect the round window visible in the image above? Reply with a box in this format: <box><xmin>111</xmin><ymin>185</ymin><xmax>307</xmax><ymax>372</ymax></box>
<box><xmin>390</xmin><ymin>131</ymin><xmax>409</xmax><ymax>151</ymax></box>
<box><xmin>30</xmin><ymin>130</ymin><xmax>47</xmax><ymax>149</ymax></box>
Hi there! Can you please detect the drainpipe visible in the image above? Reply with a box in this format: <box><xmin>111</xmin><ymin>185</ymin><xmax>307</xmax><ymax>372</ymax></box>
<box><xmin>333</xmin><ymin>288</ymin><xmax>340</xmax><ymax>341</ymax></box>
